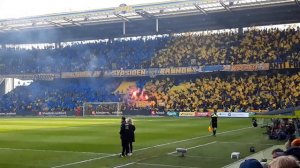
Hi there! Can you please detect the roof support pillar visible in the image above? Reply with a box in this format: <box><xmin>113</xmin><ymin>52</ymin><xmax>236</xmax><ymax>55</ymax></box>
<box><xmin>238</xmin><ymin>27</ymin><xmax>243</xmax><ymax>35</ymax></box>
<box><xmin>156</xmin><ymin>18</ymin><xmax>159</xmax><ymax>33</ymax></box>
<box><xmin>123</xmin><ymin>21</ymin><xmax>126</xmax><ymax>35</ymax></box>
<box><xmin>296</xmin><ymin>0</ymin><xmax>300</xmax><ymax>7</ymax></box>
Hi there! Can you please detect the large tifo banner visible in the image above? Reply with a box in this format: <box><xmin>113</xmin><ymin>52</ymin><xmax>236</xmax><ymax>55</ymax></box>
<box><xmin>3</xmin><ymin>61</ymin><xmax>299</xmax><ymax>79</ymax></box>
<box><xmin>60</xmin><ymin>62</ymin><xmax>299</xmax><ymax>78</ymax></box>
<box><xmin>103</xmin><ymin>67</ymin><xmax>198</xmax><ymax>77</ymax></box>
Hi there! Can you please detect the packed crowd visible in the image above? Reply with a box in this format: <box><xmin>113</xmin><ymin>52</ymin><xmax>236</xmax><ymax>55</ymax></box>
<box><xmin>264</xmin><ymin>118</ymin><xmax>296</xmax><ymax>141</ymax></box>
<box><xmin>0</xmin><ymin>37</ymin><xmax>169</xmax><ymax>74</ymax></box>
<box><xmin>0</xmin><ymin>71</ymin><xmax>298</xmax><ymax>113</ymax></box>
<box><xmin>151</xmin><ymin>28</ymin><xmax>300</xmax><ymax>67</ymax></box>
<box><xmin>0</xmin><ymin>78</ymin><xmax>122</xmax><ymax>113</ymax></box>
<box><xmin>0</xmin><ymin>28</ymin><xmax>300</xmax><ymax>74</ymax></box>
<box><xmin>239</xmin><ymin>119</ymin><xmax>300</xmax><ymax>168</ymax></box>
<box><xmin>144</xmin><ymin>71</ymin><xmax>300</xmax><ymax>112</ymax></box>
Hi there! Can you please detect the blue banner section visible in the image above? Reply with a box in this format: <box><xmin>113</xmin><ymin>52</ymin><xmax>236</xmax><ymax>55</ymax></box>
<box><xmin>201</xmin><ymin>65</ymin><xmax>224</xmax><ymax>72</ymax></box>
<box><xmin>166</xmin><ymin>111</ymin><xmax>179</xmax><ymax>117</ymax></box>
<box><xmin>0</xmin><ymin>73</ymin><xmax>59</xmax><ymax>80</ymax></box>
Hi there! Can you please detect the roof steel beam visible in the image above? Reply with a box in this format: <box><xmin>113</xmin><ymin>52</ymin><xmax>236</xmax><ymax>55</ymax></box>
<box><xmin>219</xmin><ymin>0</ymin><xmax>232</xmax><ymax>12</ymax></box>
<box><xmin>135</xmin><ymin>9</ymin><xmax>155</xmax><ymax>19</ymax></box>
<box><xmin>114</xmin><ymin>13</ymin><xmax>130</xmax><ymax>22</ymax></box>
<box><xmin>44</xmin><ymin>20</ymin><xmax>64</xmax><ymax>28</ymax></box>
<box><xmin>295</xmin><ymin>0</ymin><xmax>300</xmax><ymax>7</ymax></box>
<box><xmin>194</xmin><ymin>3</ymin><xmax>208</xmax><ymax>15</ymax></box>
<box><xmin>63</xmin><ymin>17</ymin><xmax>82</xmax><ymax>26</ymax></box>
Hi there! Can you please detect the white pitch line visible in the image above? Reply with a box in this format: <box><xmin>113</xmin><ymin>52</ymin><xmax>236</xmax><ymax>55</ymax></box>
<box><xmin>221</xmin><ymin>145</ymin><xmax>275</xmax><ymax>168</ymax></box>
<box><xmin>168</xmin><ymin>141</ymin><xmax>217</xmax><ymax>155</ymax></box>
<box><xmin>136</xmin><ymin>163</ymin><xmax>199</xmax><ymax>168</ymax></box>
<box><xmin>51</xmin><ymin>154</ymin><xmax>117</xmax><ymax>168</ymax></box>
<box><xmin>219</xmin><ymin>141</ymin><xmax>274</xmax><ymax>146</ymax></box>
<box><xmin>168</xmin><ymin>154</ymin><xmax>223</xmax><ymax>159</ymax></box>
<box><xmin>187</xmin><ymin>141</ymin><xmax>217</xmax><ymax>150</ymax></box>
<box><xmin>113</xmin><ymin>162</ymin><xmax>136</xmax><ymax>168</ymax></box>
<box><xmin>136</xmin><ymin>127</ymin><xmax>251</xmax><ymax>152</ymax></box>
<box><xmin>0</xmin><ymin>147</ymin><xmax>111</xmax><ymax>155</ymax></box>
<box><xmin>51</xmin><ymin>126</ymin><xmax>252</xmax><ymax>168</ymax></box>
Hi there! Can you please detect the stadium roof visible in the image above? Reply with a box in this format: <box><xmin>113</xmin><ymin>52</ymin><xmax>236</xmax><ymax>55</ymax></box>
<box><xmin>0</xmin><ymin>0</ymin><xmax>166</xmax><ymax>20</ymax></box>
<box><xmin>0</xmin><ymin>0</ymin><xmax>300</xmax><ymax>44</ymax></box>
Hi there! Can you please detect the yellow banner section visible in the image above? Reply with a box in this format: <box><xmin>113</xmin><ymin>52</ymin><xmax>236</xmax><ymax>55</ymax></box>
<box><xmin>179</xmin><ymin>112</ymin><xmax>195</xmax><ymax>117</ymax></box>
<box><xmin>107</xmin><ymin>69</ymin><xmax>147</xmax><ymax>77</ymax></box>
<box><xmin>134</xmin><ymin>101</ymin><xmax>155</xmax><ymax>108</ymax></box>
<box><xmin>230</xmin><ymin>63</ymin><xmax>269</xmax><ymax>71</ymax></box>
<box><xmin>159</xmin><ymin>67</ymin><xmax>197</xmax><ymax>75</ymax></box>
<box><xmin>270</xmin><ymin>61</ymin><xmax>300</xmax><ymax>69</ymax></box>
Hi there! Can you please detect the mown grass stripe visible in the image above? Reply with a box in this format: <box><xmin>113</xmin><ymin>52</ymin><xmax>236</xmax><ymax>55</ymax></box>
<box><xmin>0</xmin><ymin>147</ymin><xmax>112</xmax><ymax>155</ymax></box>
<box><xmin>51</xmin><ymin>126</ymin><xmax>252</xmax><ymax>168</ymax></box>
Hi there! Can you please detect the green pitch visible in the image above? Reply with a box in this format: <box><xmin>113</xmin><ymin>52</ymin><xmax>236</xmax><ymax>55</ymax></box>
<box><xmin>0</xmin><ymin>117</ymin><xmax>282</xmax><ymax>168</ymax></box>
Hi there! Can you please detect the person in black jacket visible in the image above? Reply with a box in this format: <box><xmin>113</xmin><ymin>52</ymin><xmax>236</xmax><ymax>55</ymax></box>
<box><xmin>121</xmin><ymin>116</ymin><xmax>126</xmax><ymax>125</ymax></box>
<box><xmin>127</xmin><ymin>118</ymin><xmax>136</xmax><ymax>156</ymax></box>
<box><xmin>119</xmin><ymin>116</ymin><xmax>130</xmax><ymax>157</ymax></box>
<box><xmin>210</xmin><ymin>109</ymin><xmax>218</xmax><ymax>136</ymax></box>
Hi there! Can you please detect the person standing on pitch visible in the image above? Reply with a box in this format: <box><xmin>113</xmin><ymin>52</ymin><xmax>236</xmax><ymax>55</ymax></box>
<box><xmin>127</xmin><ymin>118</ymin><xmax>136</xmax><ymax>156</ymax></box>
<box><xmin>121</xmin><ymin>116</ymin><xmax>126</xmax><ymax>125</ymax></box>
<box><xmin>210</xmin><ymin>109</ymin><xmax>218</xmax><ymax>136</ymax></box>
<box><xmin>119</xmin><ymin>116</ymin><xmax>130</xmax><ymax>157</ymax></box>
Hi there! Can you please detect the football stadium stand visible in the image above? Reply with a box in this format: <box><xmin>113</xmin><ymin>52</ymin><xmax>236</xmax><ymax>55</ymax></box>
<box><xmin>0</xmin><ymin>0</ymin><xmax>299</xmax><ymax>116</ymax></box>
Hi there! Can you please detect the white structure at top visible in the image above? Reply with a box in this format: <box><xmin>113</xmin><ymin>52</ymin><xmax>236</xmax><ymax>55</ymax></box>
<box><xmin>0</xmin><ymin>0</ymin><xmax>296</xmax><ymax>32</ymax></box>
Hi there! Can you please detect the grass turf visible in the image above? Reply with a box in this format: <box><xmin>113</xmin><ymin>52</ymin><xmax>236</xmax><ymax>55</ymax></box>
<box><xmin>0</xmin><ymin>117</ymin><xmax>282</xmax><ymax>168</ymax></box>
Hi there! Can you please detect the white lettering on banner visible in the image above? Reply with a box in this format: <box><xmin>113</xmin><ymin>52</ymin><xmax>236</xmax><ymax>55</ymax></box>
<box><xmin>217</xmin><ymin>112</ymin><xmax>249</xmax><ymax>118</ymax></box>
<box><xmin>156</xmin><ymin>111</ymin><xmax>165</xmax><ymax>115</ymax></box>
<box><xmin>93</xmin><ymin>112</ymin><xmax>110</xmax><ymax>115</ymax></box>
<box><xmin>0</xmin><ymin>112</ymin><xmax>16</xmax><ymax>116</ymax></box>
<box><xmin>39</xmin><ymin>112</ymin><xmax>67</xmax><ymax>116</ymax></box>
<box><xmin>112</xmin><ymin>112</ymin><xmax>123</xmax><ymax>115</ymax></box>
<box><xmin>91</xmin><ymin>111</ymin><xmax>123</xmax><ymax>115</ymax></box>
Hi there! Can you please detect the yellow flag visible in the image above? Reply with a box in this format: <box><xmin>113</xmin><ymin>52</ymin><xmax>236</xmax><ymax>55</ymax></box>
<box><xmin>208</xmin><ymin>126</ymin><xmax>212</xmax><ymax>132</ymax></box>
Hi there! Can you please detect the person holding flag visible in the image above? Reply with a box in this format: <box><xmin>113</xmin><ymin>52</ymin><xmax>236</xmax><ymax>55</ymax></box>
<box><xmin>210</xmin><ymin>109</ymin><xmax>218</xmax><ymax>136</ymax></box>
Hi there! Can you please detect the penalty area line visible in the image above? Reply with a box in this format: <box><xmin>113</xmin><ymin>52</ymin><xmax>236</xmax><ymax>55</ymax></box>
<box><xmin>51</xmin><ymin>154</ymin><xmax>117</xmax><ymax>168</ymax></box>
